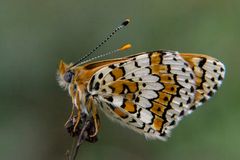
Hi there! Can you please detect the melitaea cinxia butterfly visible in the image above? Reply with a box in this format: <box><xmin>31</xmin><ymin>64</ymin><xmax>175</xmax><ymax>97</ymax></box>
<box><xmin>57</xmin><ymin>19</ymin><xmax>225</xmax><ymax>143</ymax></box>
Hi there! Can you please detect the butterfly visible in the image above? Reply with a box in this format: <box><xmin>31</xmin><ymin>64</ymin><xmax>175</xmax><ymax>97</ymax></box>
<box><xmin>57</xmin><ymin>19</ymin><xmax>225</xmax><ymax>143</ymax></box>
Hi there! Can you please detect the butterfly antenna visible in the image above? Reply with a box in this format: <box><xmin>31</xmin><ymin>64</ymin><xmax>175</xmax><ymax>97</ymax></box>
<box><xmin>79</xmin><ymin>43</ymin><xmax>131</xmax><ymax>65</ymax></box>
<box><xmin>70</xmin><ymin>19</ymin><xmax>130</xmax><ymax>68</ymax></box>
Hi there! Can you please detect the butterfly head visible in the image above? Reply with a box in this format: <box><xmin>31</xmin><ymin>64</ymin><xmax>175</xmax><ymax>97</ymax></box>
<box><xmin>57</xmin><ymin>60</ymin><xmax>76</xmax><ymax>89</ymax></box>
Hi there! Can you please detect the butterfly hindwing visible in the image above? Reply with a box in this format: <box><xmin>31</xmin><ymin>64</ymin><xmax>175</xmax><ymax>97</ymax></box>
<box><xmin>180</xmin><ymin>53</ymin><xmax>225</xmax><ymax>112</ymax></box>
<box><xmin>88</xmin><ymin>50</ymin><xmax>197</xmax><ymax>140</ymax></box>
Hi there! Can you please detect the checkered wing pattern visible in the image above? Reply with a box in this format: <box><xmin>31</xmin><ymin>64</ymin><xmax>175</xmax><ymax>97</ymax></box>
<box><xmin>181</xmin><ymin>54</ymin><xmax>225</xmax><ymax>112</ymax></box>
<box><xmin>88</xmin><ymin>50</ymin><xmax>202</xmax><ymax>140</ymax></box>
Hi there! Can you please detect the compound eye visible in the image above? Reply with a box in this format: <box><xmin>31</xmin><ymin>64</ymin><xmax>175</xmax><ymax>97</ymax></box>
<box><xmin>64</xmin><ymin>70</ymin><xmax>74</xmax><ymax>83</ymax></box>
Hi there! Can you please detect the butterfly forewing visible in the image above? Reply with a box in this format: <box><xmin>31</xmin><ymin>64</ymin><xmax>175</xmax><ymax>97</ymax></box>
<box><xmin>88</xmin><ymin>50</ymin><xmax>200</xmax><ymax>140</ymax></box>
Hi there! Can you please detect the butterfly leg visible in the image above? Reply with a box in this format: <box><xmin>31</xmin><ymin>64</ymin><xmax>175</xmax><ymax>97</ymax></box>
<box><xmin>86</xmin><ymin>97</ymin><xmax>100</xmax><ymax>137</ymax></box>
<box><xmin>73</xmin><ymin>92</ymin><xmax>82</xmax><ymax>132</ymax></box>
<box><xmin>64</xmin><ymin>104</ymin><xmax>75</xmax><ymax>127</ymax></box>
<box><xmin>89</xmin><ymin>104</ymin><xmax>100</xmax><ymax>137</ymax></box>
<box><xmin>65</xmin><ymin>107</ymin><xmax>82</xmax><ymax>136</ymax></box>
<box><xmin>73</xmin><ymin>109</ymin><xmax>81</xmax><ymax>132</ymax></box>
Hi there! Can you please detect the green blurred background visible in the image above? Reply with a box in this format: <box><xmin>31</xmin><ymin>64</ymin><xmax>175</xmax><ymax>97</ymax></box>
<box><xmin>0</xmin><ymin>0</ymin><xmax>239</xmax><ymax>160</ymax></box>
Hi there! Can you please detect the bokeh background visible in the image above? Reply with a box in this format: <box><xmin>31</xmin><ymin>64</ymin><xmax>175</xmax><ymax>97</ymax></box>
<box><xmin>1</xmin><ymin>0</ymin><xmax>239</xmax><ymax>160</ymax></box>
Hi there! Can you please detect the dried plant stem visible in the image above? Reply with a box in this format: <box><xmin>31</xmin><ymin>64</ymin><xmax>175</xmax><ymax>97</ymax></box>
<box><xmin>65</xmin><ymin>120</ymin><xmax>90</xmax><ymax>160</ymax></box>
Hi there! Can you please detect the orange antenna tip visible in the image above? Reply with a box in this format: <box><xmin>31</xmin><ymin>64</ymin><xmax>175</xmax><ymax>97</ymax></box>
<box><xmin>119</xmin><ymin>43</ymin><xmax>132</xmax><ymax>51</ymax></box>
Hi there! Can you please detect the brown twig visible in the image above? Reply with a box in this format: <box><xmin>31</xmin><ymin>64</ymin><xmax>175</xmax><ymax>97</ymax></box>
<box><xmin>65</xmin><ymin>112</ymin><xmax>98</xmax><ymax>160</ymax></box>
<box><xmin>65</xmin><ymin>119</ymin><xmax>90</xmax><ymax>160</ymax></box>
